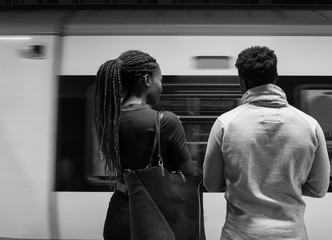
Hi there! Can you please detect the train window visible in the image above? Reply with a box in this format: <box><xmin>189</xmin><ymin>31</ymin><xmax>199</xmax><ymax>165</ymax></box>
<box><xmin>296</xmin><ymin>85</ymin><xmax>332</xmax><ymax>182</ymax></box>
<box><xmin>55</xmin><ymin>75</ymin><xmax>332</xmax><ymax>191</ymax></box>
<box><xmin>298</xmin><ymin>88</ymin><xmax>332</xmax><ymax>140</ymax></box>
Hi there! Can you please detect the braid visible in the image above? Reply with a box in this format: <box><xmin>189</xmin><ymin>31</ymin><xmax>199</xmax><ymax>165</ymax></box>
<box><xmin>94</xmin><ymin>59</ymin><xmax>122</xmax><ymax>177</ymax></box>
<box><xmin>93</xmin><ymin>50</ymin><xmax>158</xmax><ymax>178</ymax></box>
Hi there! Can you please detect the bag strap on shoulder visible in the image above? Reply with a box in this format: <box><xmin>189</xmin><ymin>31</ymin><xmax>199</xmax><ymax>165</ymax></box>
<box><xmin>146</xmin><ymin>110</ymin><xmax>164</xmax><ymax>168</ymax></box>
<box><xmin>156</xmin><ymin>111</ymin><xmax>164</xmax><ymax>165</ymax></box>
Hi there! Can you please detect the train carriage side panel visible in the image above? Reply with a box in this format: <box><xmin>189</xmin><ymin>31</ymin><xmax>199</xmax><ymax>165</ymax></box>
<box><xmin>61</xmin><ymin>35</ymin><xmax>332</xmax><ymax>76</ymax></box>
<box><xmin>60</xmin><ymin>33</ymin><xmax>332</xmax><ymax>240</ymax></box>
<box><xmin>0</xmin><ymin>34</ymin><xmax>57</xmax><ymax>239</ymax></box>
<box><xmin>0</xmin><ymin>10</ymin><xmax>69</xmax><ymax>239</ymax></box>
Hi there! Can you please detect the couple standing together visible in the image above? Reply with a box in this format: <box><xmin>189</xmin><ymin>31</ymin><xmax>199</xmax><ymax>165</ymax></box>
<box><xmin>93</xmin><ymin>46</ymin><xmax>330</xmax><ymax>240</ymax></box>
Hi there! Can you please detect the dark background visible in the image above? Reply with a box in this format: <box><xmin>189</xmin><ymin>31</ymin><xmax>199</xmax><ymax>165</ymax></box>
<box><xmin>2</xmin><ymin>0</ymin><xmax>332</xmax><ymax>8</ymax></box>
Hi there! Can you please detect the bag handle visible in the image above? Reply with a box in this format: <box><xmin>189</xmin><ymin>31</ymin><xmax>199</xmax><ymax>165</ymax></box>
<box><xmin>156</xmin><ymin>110</ymin><xmax>186</xmax><ymax>181</ymax></box>
<box><xmin>148</xmin><ymin>110</ymin><xmax>185</xmax><ymax>180</ymax></box>
<box><xmin>156</xmin><ymin>111</ymin><xmax>164</xmax><ymax>163</ymax></box>
<box><xmin>146</xmin><ymin>111</ymin><xmax>164</xmax><ymax>168</ymax></box>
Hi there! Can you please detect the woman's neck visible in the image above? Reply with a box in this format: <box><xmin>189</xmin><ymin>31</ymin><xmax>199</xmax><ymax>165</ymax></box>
<box><xmin>121</xmin><ymin>96</ymin><xmax>145</xmax><ymax>108</ymax></box>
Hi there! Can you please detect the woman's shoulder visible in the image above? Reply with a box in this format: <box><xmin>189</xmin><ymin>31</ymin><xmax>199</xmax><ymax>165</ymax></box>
<box><xmin>159</xmin><ymin>110</ymin><xmax>184</xmax><ymax>132</ymax></box>
<box><xmin>160</xmin><ymin>110</ymin><xmax>181</xmax><ymax>123</ymax></box>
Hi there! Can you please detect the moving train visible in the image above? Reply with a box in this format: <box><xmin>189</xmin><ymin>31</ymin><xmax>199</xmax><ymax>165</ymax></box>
<box><xmin>1</xmin><ymin>6</ymin><xmax>332</xmax><ymax>239</ymax></box>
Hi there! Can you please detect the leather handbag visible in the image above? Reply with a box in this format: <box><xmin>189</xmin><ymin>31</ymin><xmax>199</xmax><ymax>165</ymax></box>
<box><xmin>123</xmin><ymin>111</ymin><xmax>205</xmax><ymax>240</ymax></box>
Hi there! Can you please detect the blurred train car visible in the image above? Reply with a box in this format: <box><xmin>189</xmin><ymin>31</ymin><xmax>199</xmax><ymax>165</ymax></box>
<box><xmin>1</xmin><ymin>7</ymin><xmax>332</xmax><ymax>240</ymax></box>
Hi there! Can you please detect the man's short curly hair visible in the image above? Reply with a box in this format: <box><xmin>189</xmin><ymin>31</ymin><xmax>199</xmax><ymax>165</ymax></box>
<box><xmin>235</xmin><ymin>46</ymin><xmax>278</xmax><ymax>84</ymax></box>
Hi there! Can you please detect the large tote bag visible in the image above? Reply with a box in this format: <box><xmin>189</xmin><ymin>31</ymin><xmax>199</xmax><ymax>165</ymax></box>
<box><xmin>123</xmin><ymin>111</ymin><xmax>205</xmax><ymax>240</ymax></box>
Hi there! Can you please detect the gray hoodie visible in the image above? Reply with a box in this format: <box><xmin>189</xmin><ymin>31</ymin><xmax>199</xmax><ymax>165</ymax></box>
<box><xmin>203</xmin><ymin>84</ymin><xmax>330</xmax><ymax>240</ymax></box>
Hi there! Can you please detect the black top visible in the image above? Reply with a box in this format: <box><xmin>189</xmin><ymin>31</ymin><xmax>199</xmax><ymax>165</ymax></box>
<box><xmin>119</xmin><ymin>104</ymin><xmax>191</xmax><ymax>171</ymax></box>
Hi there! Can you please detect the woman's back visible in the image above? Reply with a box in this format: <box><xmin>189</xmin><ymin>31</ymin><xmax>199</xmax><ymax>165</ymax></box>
<box><xmin>120</xmin><ymin>104</ymin><xmax>191</xmax><ymax>171</ymax></box>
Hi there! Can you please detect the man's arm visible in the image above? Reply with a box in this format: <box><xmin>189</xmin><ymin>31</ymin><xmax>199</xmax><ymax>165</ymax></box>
<box><xmin>203</xmin><ymin>119</ymin><xmax>226</xmax><ymax>192</ymax></box>
<box><xmin>302</xmin><ymin>124</ymin><xmax>330</xmax><ymax>198</ymax></box>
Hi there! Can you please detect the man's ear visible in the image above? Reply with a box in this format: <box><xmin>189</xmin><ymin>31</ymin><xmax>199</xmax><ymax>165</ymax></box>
<box><xmin>239</xmin><ymin>77</ymin><xmax>247</xmax><ymax>94</ymax></box>
<box><xmin>274</xmin><ymin>72</ymin><xmax>279</xmax><ymax>83</ymax></box>
<box><xmin>143</xmin><ymin>74</ymin><xmax>151</xmax><ymax>87</ymax></box>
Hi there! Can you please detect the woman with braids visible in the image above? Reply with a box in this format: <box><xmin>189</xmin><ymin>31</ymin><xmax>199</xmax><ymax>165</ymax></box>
<box><xmin>203</xmin><ymin>46</ymin><xmax>329</xmax><ymax>240</ymax></box>
<box><xmin>93</xmin><ymin>50</ymin><xmax>194</xmax><ymax>240</ymax></box>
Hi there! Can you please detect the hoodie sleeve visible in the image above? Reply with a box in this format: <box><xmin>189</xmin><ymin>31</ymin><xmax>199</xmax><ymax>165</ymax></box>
<box><xmin>203</xmin><ymin>119</ymin><xmax>226</xmax><ymax>192</ymax></box>
<box><xmin>302</xmin><ymin>123</ymin><xmax>330</xmax><ymax>198</ymax></box>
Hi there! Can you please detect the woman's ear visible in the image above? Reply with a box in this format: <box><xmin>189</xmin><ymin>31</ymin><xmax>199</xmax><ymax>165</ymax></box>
<box><xmin>143</xmin><ymin>74</ymin><xmax>151</xmax><ymax>87</ymax></box>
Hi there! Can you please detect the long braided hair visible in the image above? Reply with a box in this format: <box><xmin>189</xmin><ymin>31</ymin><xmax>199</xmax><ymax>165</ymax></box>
<box><xmin>93</xmin><ymin>50</ymin><xmax>159</xmax><ymax>178</ymax></box>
